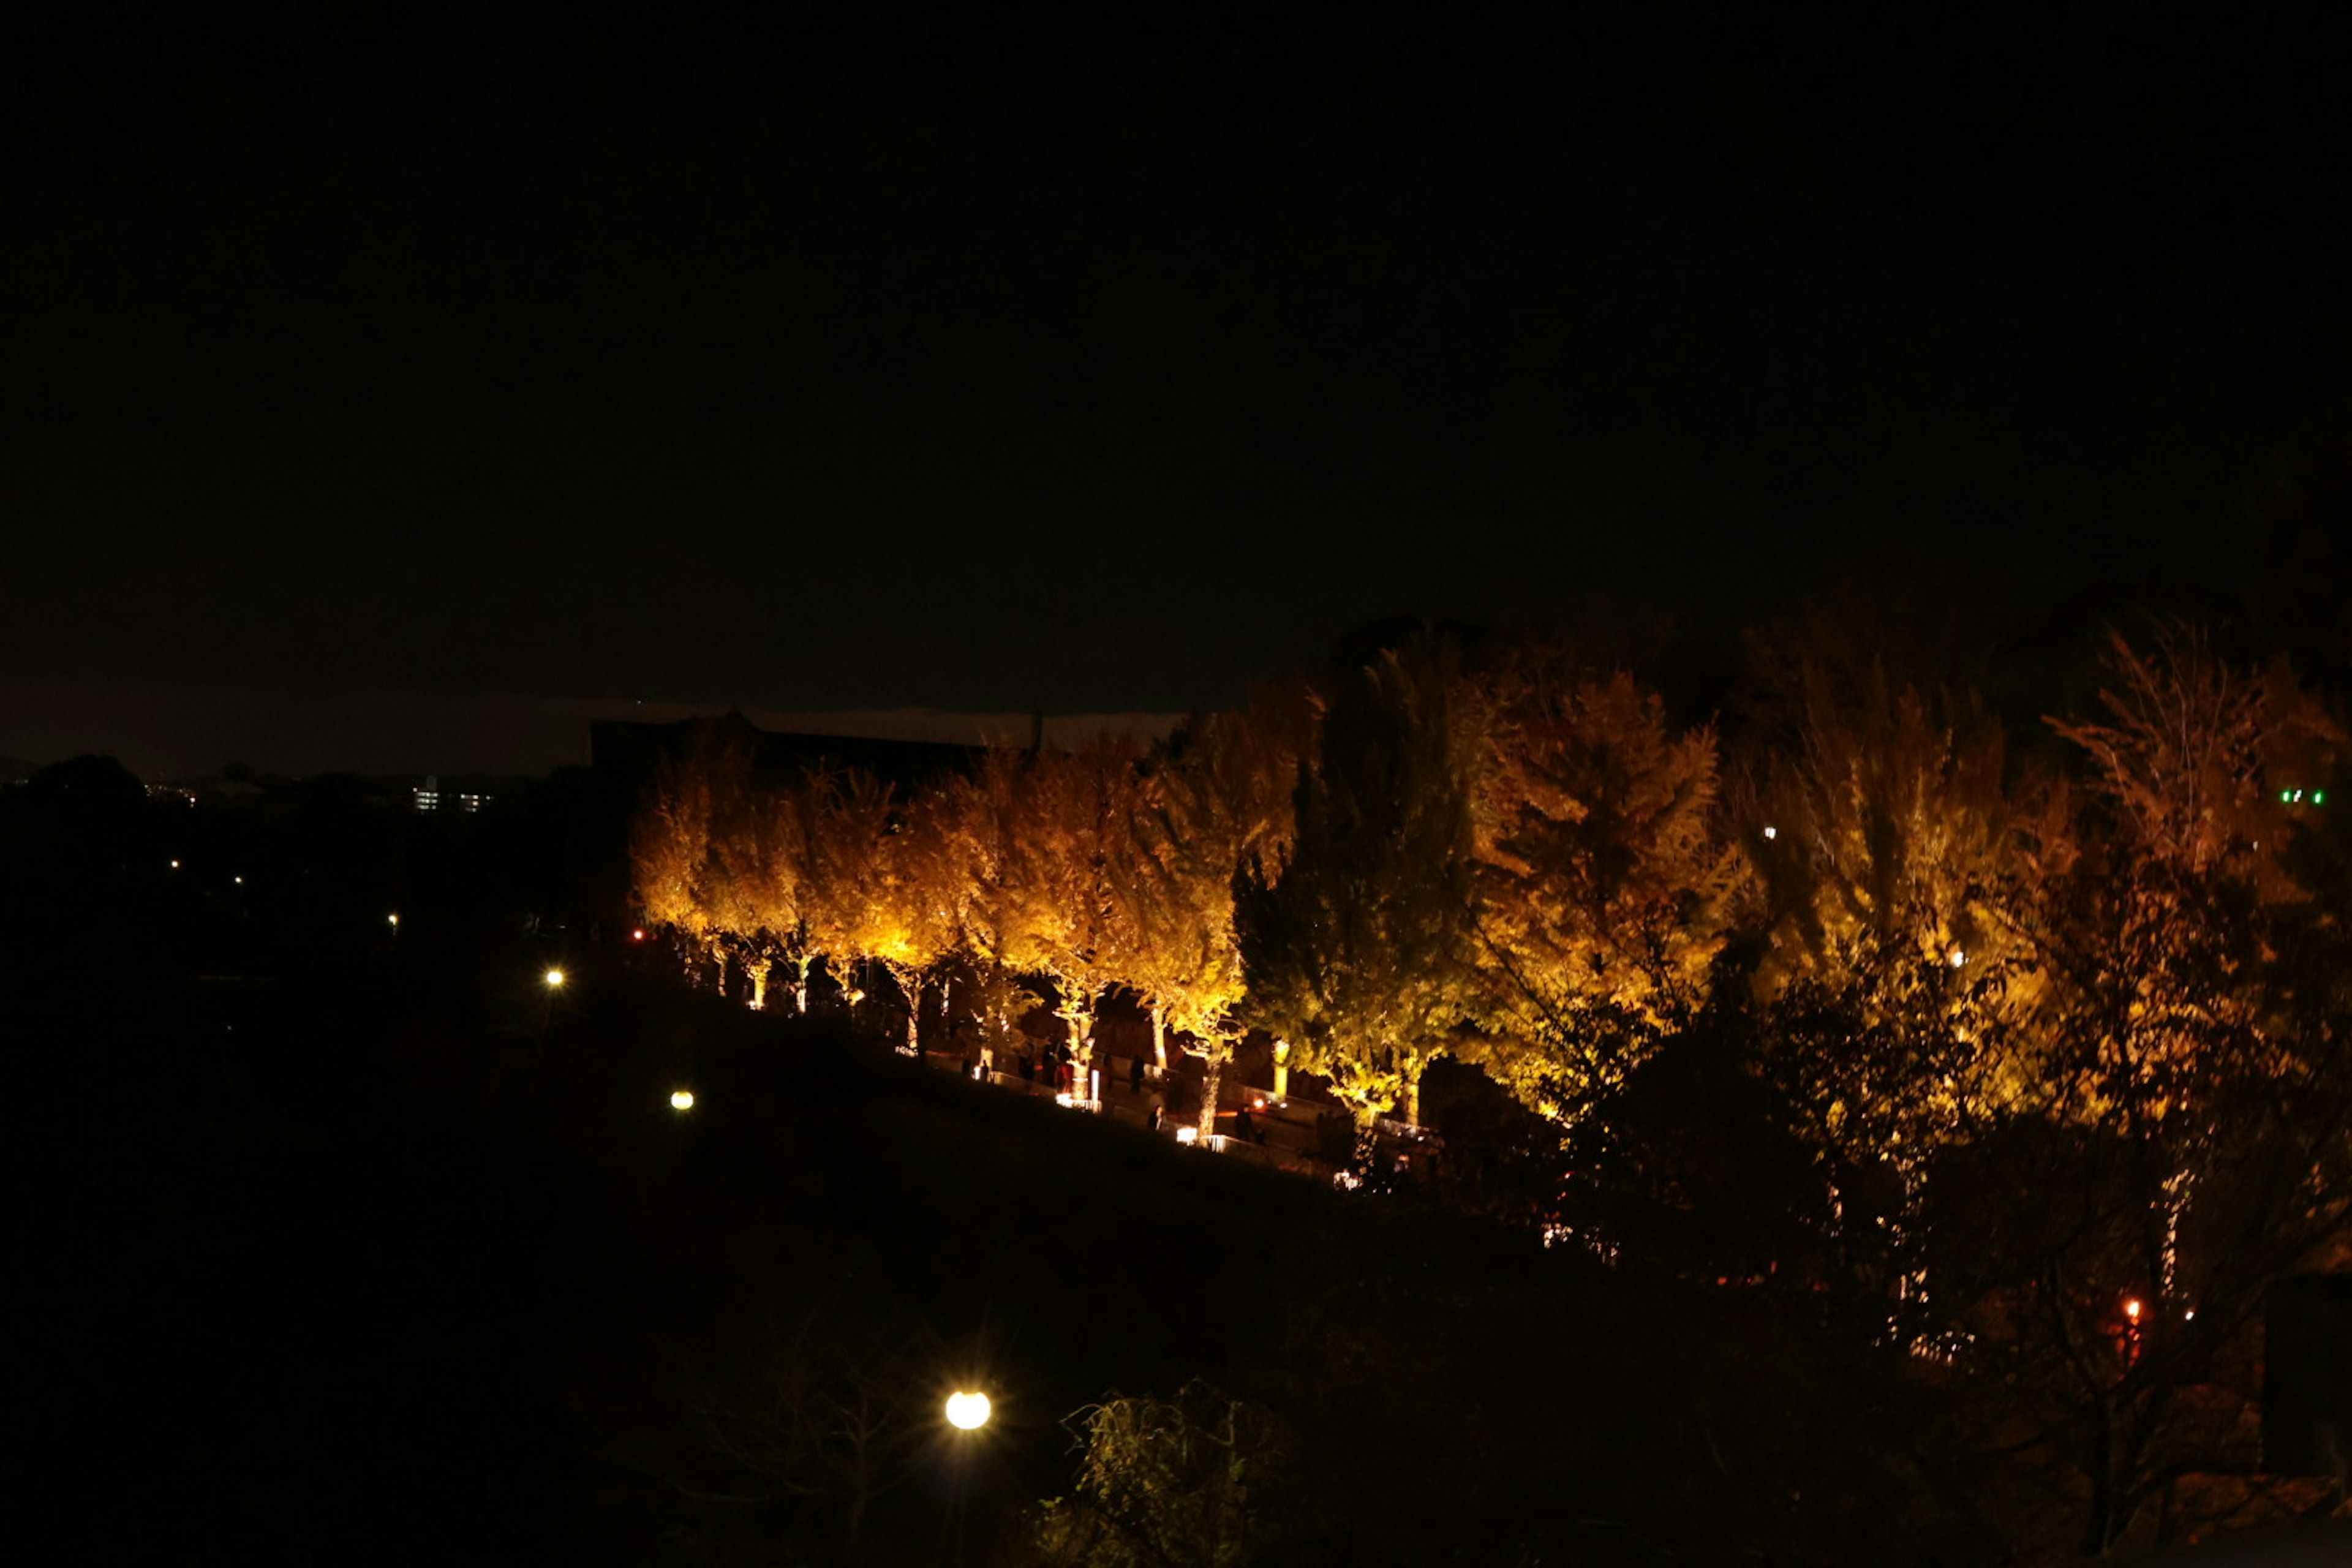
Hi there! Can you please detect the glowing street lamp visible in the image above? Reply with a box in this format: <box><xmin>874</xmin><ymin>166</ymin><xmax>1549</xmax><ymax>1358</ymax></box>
<box><xmin>669</xmin><ymin>1089</ymin><xmax>695</xmax><ymax>1111</ymax></box>
<box><xmin>944</xmin><ymin>1390</ymin><xmax>992</xmax><ymax>1431</ymax></box>
<box><xmin>544</xmin><ymin>968</ymin><xmax>567</xmax><ymax>989</ymax></box>
<box><xmin>388</xmin><ymin>913</ymin><xmax>399</xmax><ymax>928</ymax></box>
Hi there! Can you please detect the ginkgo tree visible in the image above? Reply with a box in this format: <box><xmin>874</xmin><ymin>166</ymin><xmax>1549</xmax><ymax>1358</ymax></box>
<box><xmin>1124</xmin><ymin>687</ymin><xmax>1311</xmax><ymax>1137</ymax></box>
<box><xmin>1012</xmin><ymin>739</ymin><xmax>1148</xmax><ymax>1101</ymax></box>
<box><xmin>1467</xmin><ymin>654</ymin><xmax>1732</xmax><ymax>1124</ymax></box>
<box><xmin>941</xmin><ymin>740</ymin><xmax>1145</xmax><ymax>1096</ymax></box>
<box><xmin>630</xmin><ymin>723</ymin><xmax>742</xmax><ymax>990</ymax></box>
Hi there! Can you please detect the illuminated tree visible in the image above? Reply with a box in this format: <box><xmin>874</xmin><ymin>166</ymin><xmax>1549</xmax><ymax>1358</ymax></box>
<box><xmin>1014</xmin><ymin>739</ymin><xmax>1148</xmax><ymax>1100</ymax></box>
<box><xmin>796</xmin><ymin>770</ymin><xmax>900</xmax><ymax>1025</ymax></box>
<box><xmin>867</xmin><ymin>786</ymin><xmax>962</xmax><ymax>1055</ymax></box>
<box><xmin>1125</xmin><ymin>686</ymin><xmax>1311</xmax><ymax>1137</ymax></box>
<box><xmin>1239</xmin><ymin>640</ymin><xmax>1479</xmax><ymax>1143</ymax></box>
<box><xmin>940</xmin><ymin>741</ymin><xmax>1145</xmax><ymax>1092</ymax></box>
<box><xmin>1466</xmin><ymin>655</ymin><xmax>1732</xmax><ymax>1123</ymax></box>
<box><xmin>1741</xmin><ymin>615</ymin><xmax>2037</xmax><ymax>997</ymax></box>
<box><xmin>2035</xmin><ymin>624</ymin><xmax>2343</xmax><ymax>1290</ymax></box>
<box><xmin>755</xmin><ymin>769</ymin><xmax>831</xmax><ymax>1013</ymax></box>
<box><xmin>1727</xmin><ymin>617</ymin><xmax>2065</xmax><ymax>1314</ymax></box>
<box><xmin>941</xmin><ymin>748</ymin><xmax>1037</xmax><ymax>1056</ymax></box>
<box><xmin>630</xmin><ymin>724</ymin><xmax>744</xmax><ymax>990</ymax></box>
<box><xmin>704</xmin><ymin>745</ymin><xmax>787</xmax><ymax>1009</ymax></box>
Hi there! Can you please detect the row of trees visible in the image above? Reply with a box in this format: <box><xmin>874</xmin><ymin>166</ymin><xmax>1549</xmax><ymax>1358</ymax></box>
<box><xmin>633</xmin><ymin>613</ymin><xmax>2352</xmax><ymax>1550</ymax></box>
<box><xmin>630</xmin><ymin>684</ymin><xmax>1314</xmax><ymax>1136</ymax></box>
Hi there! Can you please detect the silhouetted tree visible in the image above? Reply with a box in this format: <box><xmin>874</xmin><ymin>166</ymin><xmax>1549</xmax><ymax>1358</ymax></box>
<box><xmin>1240</xmin><ymin>641</ymin><xmax>1479</xmax><ymax>1143</ymax></box>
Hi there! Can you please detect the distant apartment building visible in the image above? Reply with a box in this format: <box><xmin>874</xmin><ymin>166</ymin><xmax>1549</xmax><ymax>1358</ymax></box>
<box><xmin>412</xmin><ymin>775</ymin><xmax>491</xmax><ymax>813</ymax></box>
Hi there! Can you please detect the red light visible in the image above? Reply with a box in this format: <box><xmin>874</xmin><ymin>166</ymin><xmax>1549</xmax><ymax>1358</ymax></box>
<box><xmin>2124</xmin><ymin>1298</ymin><xmax>2143</xmax><ymax>1322</ymax></box>
<box><xmin>631</xmin><ymin>928</ymin><xmax>645</xmax><ymax>940</ymax></box>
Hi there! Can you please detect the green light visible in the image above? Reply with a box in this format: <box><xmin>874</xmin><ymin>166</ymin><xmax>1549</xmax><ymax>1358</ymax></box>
<box><xmin>2283</xmin><ymin>790</ymin><xmax>2294</xmax><ymax>803</ymax></box>
<box><xmin>2316</xmin><ymin>791</ymin><xmax>2327</xmax><ymax>805</ymax></box>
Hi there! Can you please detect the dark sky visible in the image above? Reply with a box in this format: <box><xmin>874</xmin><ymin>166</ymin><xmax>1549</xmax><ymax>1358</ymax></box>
<box><xmin>6</xmin><ymin>5</ymin><xmax>2350</xmax><ymax>772</ymax></box>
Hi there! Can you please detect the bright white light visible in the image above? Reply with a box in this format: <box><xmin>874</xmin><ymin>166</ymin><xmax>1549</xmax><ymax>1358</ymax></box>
<box><xmin>669</xmin><ymin>1090</ymin><xmax>694</xmax><ymax>1111</ymax></box>
<box><xmin>2124</xmin><ymin>1297</ymin><xmax>2143</xmax><ymax>1322</ymax></box>
<box><xmin>944</xmin><ymin>1390</ymin><xmax>992</xmax><ymax>1430</ymax></box>
<box><xmin>1175</xmin><ymin>1125</ymin><xmax>1199</xmax><ymax>1145</ymax></box>
<box><xmin>544</xmin><ymin>968</ymin><xmax>567</xmax><ymax>989</ymax></box>
<box><xmin>233</xmin><ymin>875</ymin><xmax>244</xmax><ymax>885</ymax></box>
<box><xmin>1762</xmin><ymin>825</ymin><xmax>1777</xmax><ymax>840</ymax></box>
<box><xmin>169</xmin><ymin>859</ymin><xmax>180</xmax><ymax>869</ymax></box>
<box><xmin>1949</xmin><ymin>948</ymin><xmax>1965</xmax><ymax>967</ymax></box>
<box><xmin>388</xmin><ymin>913</ymin><xmax>399</xmax><ymax>927</ymax></box>
<box><xmin>631</xmin><ymin>928</ymin><xmax>645</xmax><ymax>941</ymax></box>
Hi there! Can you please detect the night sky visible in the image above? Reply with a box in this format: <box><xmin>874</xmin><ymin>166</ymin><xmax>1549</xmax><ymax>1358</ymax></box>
<box><xmin>6</xmin><ymin>6</ymin><xmax>2349</xmax><ymax>775</ymax></box>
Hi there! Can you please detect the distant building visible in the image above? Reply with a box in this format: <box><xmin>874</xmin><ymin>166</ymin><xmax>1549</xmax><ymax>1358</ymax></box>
<box><xmin>413</xmin><ymin>774</ymin><xmax>496</xmax><ymax>813</ymax></box>
<box><xmin>590</xmin><ymin>711</ymin><xmax>987</xmax><ymax>803</ymax></box>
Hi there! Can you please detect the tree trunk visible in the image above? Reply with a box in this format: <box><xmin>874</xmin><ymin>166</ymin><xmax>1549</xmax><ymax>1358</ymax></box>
<box><xmin>1403</xmin><ymin>1067</ymin><xmax>1422</xmax><ymax>1128</ymax></box>
<box><xmin>1198</xmin><ymin>1054</ymin><xmax>1223</xmax><ymax>1141</ymax></box>
<box><xmin>902</xmin><ymin>971</ymin><xmax>922</xmax><ymax>1057</ymax></box>
<box><xmin>1272</xmin><ymin>1038</ymin><xmax>1289</xmax><ymax>1099</ymax></box>
<box><xmin>1150</xmin><ymin>1003</ymin><xmax>1167</xmax><ymax>1070</ymax></box>
<box><xmin>2162</xmin><ymin>1166</ymin><xmax>2194</xmax><ymax>1298</ymax></box>
<box><xmin>792</xmin><ymin>955</ymin><xmax>811</xmax><ymax>1014</ymax></box>
<box><xmin>1063</xmin><ymin>1001</ymin><xmax>1093</xmax><ymax>1102</ymax></box>
<box><xmin>747</xmin><ymin>962</ymin><xmax>769</xmax><ymax>1011</ymax></box>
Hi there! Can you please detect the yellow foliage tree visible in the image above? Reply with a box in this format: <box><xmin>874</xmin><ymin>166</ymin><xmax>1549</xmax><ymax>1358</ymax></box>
<box><xmin>1468</xmin><ymin>657</ymin><xmax>1731</xmax><ymax>1120</ymax></box>
<box><xmin>1125</xmin><ymin>685</ymin><xmax>1311</xmax><ymax>1136</ymax></box>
